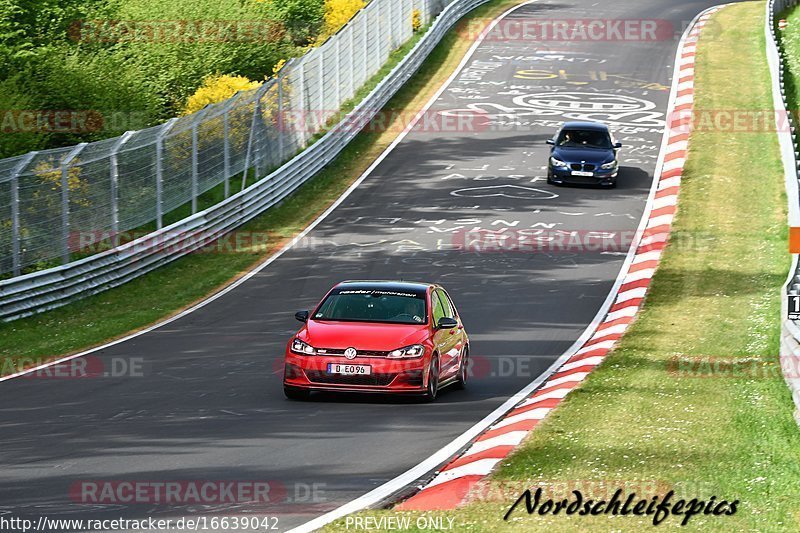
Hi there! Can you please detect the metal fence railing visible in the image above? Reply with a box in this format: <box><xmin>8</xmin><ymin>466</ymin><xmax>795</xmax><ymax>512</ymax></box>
<box><xmin>0</xmin><ymin>0</ymin><xmax>446</xmax><ymax>277</ymax></box>
<box><xmin>767</xmin><ymin>0</ymin><xmax>800</xmax><ymax>424</ymax></box>
<box><xmin>0</xmin><ymin>0</ymin><xmax>491</xmax><ymax>321</ymax></box>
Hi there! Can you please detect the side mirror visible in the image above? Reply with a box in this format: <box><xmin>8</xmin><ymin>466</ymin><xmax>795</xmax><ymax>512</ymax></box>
<box><xmin>295</xmin><ymin>310</ymin><xmax>309</xmax><ymax>323</ymax></box>
<box><xmin>614</xmin><ymin>142</ymin><xmax>623</xmax><ymax>149</ymax></box>
<box><xmin>437</xmin><ymin>317</ymin><xmax>458</xmax><ymax>329</ymax></box>
<box><xmin>546</xmin><ymin>139</ymin><xmax>555</xmax><ymax>146</ymax></box>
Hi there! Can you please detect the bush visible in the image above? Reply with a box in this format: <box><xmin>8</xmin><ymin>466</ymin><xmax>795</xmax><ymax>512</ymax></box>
<box><xmin>0</xmin><ymin>76</ymin><xmax>49</xmax><ymax>158</ymax></box>
<box><xmin>269</xmin><ymin>0</ymin><xmax>325</xmax><ymax>45</ymax></box>
<box><xmin>319</xmin><ymin>0</ymin><xmax>365</xmax><ymax>42</ymax></box>
<box><xmin>183</xmin><ymin>74</ymin><xmax>262</xmax><ymax>115</ymax></box>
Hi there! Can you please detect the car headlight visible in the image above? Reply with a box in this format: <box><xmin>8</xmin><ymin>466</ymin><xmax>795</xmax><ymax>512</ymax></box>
<box><xmin>291</xmin><ymin>338</ymin><xmax>316</xmax><ymax>355</ymax></box>
<box><xmin>550</xmin><ymin>157</ymin><xmax>568</xmax><ymax>168</ymax></box>
<box><xmin>387</xmin><ymin>344</ymin><xmax>425</xmax><ymax>359</ymax></box>
<box><xmin>600</xmin><ymin>160</ymin><xmax>618</xmax><ymax>170</ymax></box>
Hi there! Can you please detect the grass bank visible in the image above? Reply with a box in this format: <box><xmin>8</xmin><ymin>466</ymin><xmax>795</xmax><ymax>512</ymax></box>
<box><xmin>0</xmin><ymin>0</ymin><xmax>528</xmax><ymax>374</ymax></box>
<box><xmin>326</xmin><ymin>2</ymin><xmax>800</xmax><ymax>531</ymax></box>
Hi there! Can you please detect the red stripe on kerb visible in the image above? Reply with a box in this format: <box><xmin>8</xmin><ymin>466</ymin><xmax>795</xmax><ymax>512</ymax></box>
<box><xmin>655</xmin><ymin>186</ymin><xmax>680</xmax><ymax>199</ymax></box>
<box><xmin>480</xmin><ymin>419</ymin><xmax>542</xmax><ymax>443</ymax></box>
<box><xmin>396</xmin><ymin>476</ymin><xmax>483</xmax><ymax>510</ymax></box>
<box><xmin>628</xmin><ymin>259</ymin><xmax>659</xmax><ymax>273</ymax></box>
<box><xmin>597</xmin><ymin>316</ymin><xmax>635</xmax><ymax>331</ymax></box>
<box><xmin>609</xmin><ymin>298</ymin><xmax>643</xmax><ymax>314</ymax></box>
<box><xmin>443</xmin><ymin>446</ymin><xmax>518</xmax><ymax>470</ymax></box>
<box><xmin>660</xmin><ymin>168</ymin><xmax>683</xmax><ymax>180</ymax></box>
<box><xmin>618</xmin><ymin>278</ymin><xmax>652</xmax><ymax>294</ymax></box>
<box><xmin>668</xmin><ymin>132</ymin><xmax>691</xmax><ymax>144</ymax></box>
<box><xmin>650</xmin><ymin>205</ymin><xmax>677</xmax><ymax>219</ymax></box>
<box><xmin>566</xmin><ymin>348</ymin><xmax>610</xmax><ymax>364</ymax></box>
<box><xmin>641</xmin><ymin>225</ymin><xmax>671</xmax><ymax>239</ymax></box>
<box><xmin>664</xmin><ymin>150</ymin><xmax>687</xmax><ymax>163</ymax></box>
<box><xmin>584</xmin><ymin>332</ymin><xmax>622</xmax><ymax>347</ymax></box>
<box><xmin>531</xmin><ymin>382</ymin><xmax>578</xmax><ymax>397</ymax></box>
<box><xmin>510</xmin><ymin>397</ymin><xmax>564</xmax><ymax>414</ymax></box>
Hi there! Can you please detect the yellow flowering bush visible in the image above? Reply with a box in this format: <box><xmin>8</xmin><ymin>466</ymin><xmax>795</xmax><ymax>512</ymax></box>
<box><xmin>318</xmin><ymin>0</ymin><xmax>365</xmax><ymax>43</ymax></box>
<box><xmin>183</xmin><ymin>74</ymin><xmax>263</xmax><ymax>116</ymax></box>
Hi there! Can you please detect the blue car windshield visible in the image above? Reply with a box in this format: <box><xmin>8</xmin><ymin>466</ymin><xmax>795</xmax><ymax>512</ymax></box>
<box><xmin>557</xmin><ymin>129</ymin><xmax>612</xmax><ymax>149</ymax></box>
<box><xmin>314</xmin><ymin>289</ymin><xmax>427</xmax><ymax>324</ymax></box>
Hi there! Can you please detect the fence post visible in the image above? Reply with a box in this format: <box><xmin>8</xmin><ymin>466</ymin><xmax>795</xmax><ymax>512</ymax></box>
<box><xmin>222</xmin><ymin>92</ymin><xmax>241</xmax><ymax>200</ymax></box>
<box><xmin>390</xmin><ymin>0</ymin><xmax>396</xmax><ymax>49</ymax></box>
<box><xmin>109</xmin><ymin>131</ymin><xmax>134</xmax><ymax>248</ymax></box>
<box><xmin>191</xmin><ymin>125</ymin><xmax>199</xmax><ymax>214</ymax></box>
<box><xmin>363</xmin><ymin>10</ymin><xmax>369</xmax><ymax>83</ymax></box>
<box><xmin>299</xmin><ymin>61</ymin><xmax>307</xmax><ymax>147</ymax></box>
<box><xmin>318</xmin><ymin>49</ymin><xmax>325</xmax><ymax>130</ymax></box>
<box><xmin>335</xmin><ymin>37</ymin><xmax>342</xmax><ymax>108</ymax></box>
<box><xmin>191</xmin><ymin>107</ymin><xmax>211</xmax><ymax>214</ymax></box>
<box><xmin>9</xmin><ymin>151</ymin><xmax>36</xmax><ymax>276</ymax></box>
<box><xmin>155</xmin><ymin>118</ymin><xmax>178</xmax><ymax>230</ymax></box>
<box><xmin>278</xmin><ymin>73</ymin><xmax>285</xmax><ymax>162</ymax></box>
<box><xmin>60</xmin><ymin>143</ymin><xmax>88</xmax><ymax>264</ymax></box>
<box><xmin>348</xmin><ymin>25</ymin><xmax>355</xmax><ymax>98</ymax></box>
<box><xmin>223</xmin><ymin>109</ymin><xmax>231</xmax><ymax>199</ymax></box>
<box><xmin>241</xmin><ymin>84</ymin><xmax>270</xmax><ymax>192</ymax></box>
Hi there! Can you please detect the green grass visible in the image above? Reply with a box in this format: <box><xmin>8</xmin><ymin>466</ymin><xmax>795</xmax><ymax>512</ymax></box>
<box><xmin>325</xmin><ymin>3</ymin><xmax>800</xmax><ymax>531</ymax></box>
<box><xmin>0</xmin><ymin>0</ymin><xmax>529</xmax><ymax>373</ymax></box>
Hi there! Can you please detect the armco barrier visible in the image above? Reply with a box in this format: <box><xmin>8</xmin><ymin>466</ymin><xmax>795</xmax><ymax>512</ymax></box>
<box><xmin>0</xmin><ymin>0</ymin><xmax>440</xmax><ymax>277</ymax></box>
<box><xmin>767</xmin><ymin>0</ymin><xmax>800</xmax><ymax>423</ymax></box>
<box><xmin>0</xmin><ymin>0</ymin><xmax>492</xmax><ymax>322</ymax></box>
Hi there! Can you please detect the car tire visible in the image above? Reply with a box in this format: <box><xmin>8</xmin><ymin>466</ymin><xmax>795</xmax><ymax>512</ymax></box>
<box><xmin>547</xmin><ymin>172</ymin><xmax>555</xmax><ymax>185</ymax></box>
<box><xmin>605</xmin><ymin>180</ymin><xmax>617</xmax><ymax>189</ymax></box>
<box><xmin>284</xmin><ymin>386</ymin><xmax>311</xmax><ymax>401</ymax></box>
<box><xmin>454</xmin><ymin>347</ymin><xmax>468</xmax><ymax>390</ymax></box>
<box><xmin>421</xmin><ymin>356</ymin><xmax>440</xmax><ymax>402</ymax></box>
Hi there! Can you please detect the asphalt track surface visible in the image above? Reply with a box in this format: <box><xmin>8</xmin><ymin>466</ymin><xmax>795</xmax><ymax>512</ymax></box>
<box><xmin>1</xmin><ymin>1</ymin><xmax>728</xmax><ymax>531</ymax></box>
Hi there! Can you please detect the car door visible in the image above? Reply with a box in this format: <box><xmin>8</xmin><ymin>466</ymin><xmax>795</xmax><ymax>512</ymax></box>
<box><xmin>433</xmin><ymin>289</ymin><xmax>463</xmax><ymax>379</ymax></box>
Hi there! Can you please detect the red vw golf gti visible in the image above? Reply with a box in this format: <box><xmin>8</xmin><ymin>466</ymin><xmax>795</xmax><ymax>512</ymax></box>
<box><xmin>283</xmin><ymin>281</ymin><xmax>469</xmax><ymax>401</ymax></box>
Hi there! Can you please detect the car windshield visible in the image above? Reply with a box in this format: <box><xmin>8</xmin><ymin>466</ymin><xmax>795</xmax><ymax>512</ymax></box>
<box><xmin>556</xmin><ymin>129</ymin><xmax>612</xmax><ymax>149</ymax></box>
<box><xmin>313</xmin><ymin>289</ymin><xmax>427</xmax><ymax>325</ymax></box>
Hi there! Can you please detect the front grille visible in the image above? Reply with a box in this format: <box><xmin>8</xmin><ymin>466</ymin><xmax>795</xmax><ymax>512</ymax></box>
<box><xmin>567</xmin><ymin>175</ymin><xmax>602</xmax><ymax>184</ymax></box>
<box><xmin>305</xmin><ymin>370</ymin><xmax>397</xmax><ymax>387</ymax></box>
<box><xmin>316</xmin><ymin>348</ymin><xmax>390</xmax><ymax>358</ymax></box>
<box><xmin>570</xmin><ymin>163</ymin><xmax>596</xmax><ymax>171</ymax></box>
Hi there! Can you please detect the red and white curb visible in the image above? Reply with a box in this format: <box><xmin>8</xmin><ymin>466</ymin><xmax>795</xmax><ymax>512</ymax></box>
<box><xmin>396</xmin><ymin>6</ymin><xmax>724</xmax><ymax>512</ymax></box>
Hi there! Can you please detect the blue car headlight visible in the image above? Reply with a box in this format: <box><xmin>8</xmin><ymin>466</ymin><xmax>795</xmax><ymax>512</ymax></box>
<box><xmin>550</xmin><ymin>156</ymin><xmax>568</xmax><ymax>168</ymax></box>
<box><xmin>600</xmin><ymin>160</ymin><xmax>618</xmax><ymax>170</ymax></box>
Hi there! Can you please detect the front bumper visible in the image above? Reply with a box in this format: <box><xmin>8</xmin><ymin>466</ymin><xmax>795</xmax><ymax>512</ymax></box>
<box><xmin>283</xmin><ymin>352</ymin><xmax>428</xmax><ymax>394</ymax></box>
<box><xmin>549</xmin><ymin>165</ymin><xmax>618</xmax><ymax>185</ymax></box>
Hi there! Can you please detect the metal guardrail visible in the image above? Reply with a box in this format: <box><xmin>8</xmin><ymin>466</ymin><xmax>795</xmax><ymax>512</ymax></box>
<box><xmin>0</xmin><ymin>0</ymin><xmax>493</xmax><ymax>321</ymax></box>
<box><xmin>0</xmin><ymin>0</ymin><xmax>445</xmax><ymax>277</ymax></box>
<box><xmin>767</xmin><ymin>0</ymin><xmax>800</xmax><ymax>423</ymax></box>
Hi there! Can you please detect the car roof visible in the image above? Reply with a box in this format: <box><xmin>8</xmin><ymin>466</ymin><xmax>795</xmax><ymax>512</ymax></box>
<box><xmin>336</xmin><ymin>280</ymin><xmax>433</xmax><ymax>293</ymax></box>
<box><xmin>559</xmin><ymin>121</ymin><xmax>610</xmax><ymax>132</ymax></box>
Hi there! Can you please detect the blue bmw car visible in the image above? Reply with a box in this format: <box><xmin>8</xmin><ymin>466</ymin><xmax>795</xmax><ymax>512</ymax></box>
<box><xmin>546</xmin><ymin>122</ymin><xmax>622</xmax><ymax>188</ymax></box>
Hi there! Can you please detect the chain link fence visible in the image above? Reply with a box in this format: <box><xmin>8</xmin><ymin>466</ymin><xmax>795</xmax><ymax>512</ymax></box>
<box><xmin>0</xmin><ymin>0</ymin><xmax>447</xmax><ymax>277</ymax></box>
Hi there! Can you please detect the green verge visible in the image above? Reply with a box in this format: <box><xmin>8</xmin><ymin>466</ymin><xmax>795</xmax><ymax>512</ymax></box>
<box><xmin>0</xmin><ymin>0</ymin><xmax>527</xmax><ymax>374</ymax></box>
<box><xmin>325</xmin><ymin>3</ymin><xmax>800</xmax><ymax>532</ymax></box>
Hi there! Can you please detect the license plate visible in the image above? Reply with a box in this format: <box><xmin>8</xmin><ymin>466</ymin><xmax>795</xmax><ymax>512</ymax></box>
<box><xmin>327</xmin><ymin>363</ymin><xmax>372</xmax><ymax>375</ymax></box>
<box><xmin>572</xmin><ymin>170</ymin><xmax>594</xmax><ymax>177</ymax></box>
